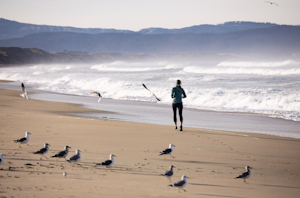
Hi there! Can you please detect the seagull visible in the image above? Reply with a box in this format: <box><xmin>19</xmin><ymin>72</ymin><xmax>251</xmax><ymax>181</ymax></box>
<box><xmin>67</xmin><ymin>149</ymin><xmax>81</xmax><ymax>167</ymax></box>
<box><xmin>20</xmin><ymin>83</ymin><xmax>29</xmax><ymax>100</ymax></box>
<box><xmin>96</xmin><ymin>154</ymin><xmax>116</xmax><ymax>171</ymax></box>
<box><xmin>33</xmin><ymin>143</ymin><xmax>50</xmax><ymax>160</ymax></box>
<box><xmin>142</xmin><ymin>84</ymin><xmax>161</xmax><ymax>101</ymax></box>
<box><xmin>0</xmin><ymin>153</ymin><xmax>3</xmax><ymax>165</ymax></box>
<box><xmin>51</xmin><ymin>145</ymin><xmax>71</xmax><ymax>163</ymax></box>
<box><xmin>265</xmin><ymin>1</ymin><xmax>279</xmax><ymax>6</ymax></box>
<box><xmin>159</xmin><ymin>144</ymin><xmax>175</xmax><ymax>159</ymax></box>
<box><xmin>89</xmin><ymin>91</ymin><xmax>102</xmax><ymax>102</ymax></box>
<box><xmin>162</xmin><ymin>165</ymin><xmax>175</xmax><ymax>182</ymax></box>
<box><xmin>235</xmin><ymin>166</ymin><xmax>252</xmax><ymax>183</ymax></box>
<box><xmin>63</xmin><ymin>172</ymin><xmax>67</xmax><ymax>177</ymax></box>
<box><xmin>169</xmin><ymin>175</ymin><xmax>188</xmax><ymax>193</ymax></box>
<box><xmin>13</xmin><ymin>131</ymin><xmax>31</xmax><ymax>148</ymax></box>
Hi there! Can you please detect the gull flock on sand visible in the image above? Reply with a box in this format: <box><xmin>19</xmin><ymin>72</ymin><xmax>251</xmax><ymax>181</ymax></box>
<box><xmin>0</xmin><ymin>82</ymin><xmax>254</xmax><ymax>194</ymax></box>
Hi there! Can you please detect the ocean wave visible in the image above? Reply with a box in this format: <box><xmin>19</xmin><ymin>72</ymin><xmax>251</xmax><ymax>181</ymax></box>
<box><xmin>183</xmin><ymin>66</ymin><xmax>300</xmax><ymax>75</ymax></box>
<box><xmin>0</xmin><ymin>61</ymin><xmax>299</xmax><ymax>122</ymax></box>
<box><xmin>216</xmin><ymin>60</ymin><xmax>299</xmax><ymax>67</ymax></box>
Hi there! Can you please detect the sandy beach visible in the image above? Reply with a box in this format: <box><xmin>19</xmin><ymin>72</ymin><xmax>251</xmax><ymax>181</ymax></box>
<box><xmin>0</xmin><ymin>86</ymin><xmax>300</xmax><ymax>198</ymax></box>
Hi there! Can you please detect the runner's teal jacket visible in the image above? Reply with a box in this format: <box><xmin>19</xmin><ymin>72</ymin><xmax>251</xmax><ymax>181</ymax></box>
<box><xmin>171</xmin><ymin>86</ymin><xmax>186</xmax><ymax>103</ymax></box>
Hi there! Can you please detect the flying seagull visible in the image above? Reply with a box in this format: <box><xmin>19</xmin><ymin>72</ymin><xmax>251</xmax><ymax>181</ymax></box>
<box><xmin>20</xmin><ymin>83</ymin><xmax>29</xmax><ymax>100</ymax></box>
<box><xmin>67</xmin><ymin>149</ymin><xmax>81</xmax><ymax>167</ymax></box>
<box><xmin>89</xmin><ymin>91</ymin><xmax>102</xmax><ymax>102</ymax></box>
<box><xmin>162</xmin><ymin>165</ymin><xmax>175</xmax><ymax>182</ymax></box>
<box><xmin>13</xmin><ymin>131</ymin><xmax>31</xmax><ymax>148</ymax></box>
<box><xmin>0</xmin><ymin>153</ymin><xmax>3</xmax><ymax>165</ymax></box>
<box><xmin>33</xmin><ymin>143</ymin><xmax>50</xmax><ymax>160</ymax></box>
<box><xmin>265</xmin><ymin>1</ymin><xmax>278</xmax><ymax>6</ymax></box>
<box><xmin>159</xmin><ymin>144</ymin><xmax>175</xmax><ymax>159</ymax></box>
<box><xmin>169</xmin><ymin>175</ymin><xmax>188</xmax><ymax>193</ymax></box>
<box><xmin>96</xmin><ymin>154</ymin><xmax>116</xmax><ymax>172</ymax></box>
<box><xmin>51</xmin><ymin>145</ymin><xmax>71</xmax><ymax>163</ymax></box>
<box><xmin>235</xmin><ymin>166</ymin><xmax>252</xmax><ymax>183</ymax></box>
<box><xmin>142</xmin><ymin>84</ymin><xmax>161</xmax><ymax>101</ymax></box>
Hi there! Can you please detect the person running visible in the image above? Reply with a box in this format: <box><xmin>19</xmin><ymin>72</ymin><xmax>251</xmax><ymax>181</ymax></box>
<box><xmin>171</xmin><ymin>80</ymin><xmax>186</xmax><ymax>131</ymax></box>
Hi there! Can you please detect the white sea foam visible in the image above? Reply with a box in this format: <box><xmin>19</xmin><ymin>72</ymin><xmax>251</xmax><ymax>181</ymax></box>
<box><xmin>217</xmin><ymin>60</ymin><xmax>298</xmax><ymax>67</ymax></box>
<box><xmin>0</xmin><ymin>60</ymin><xmax>299</xmax><ymax>122</ymax></box>
<box><xmin>183</xmin><ymin>66</ymin><xmax>300</xmax><ymax>75</ymax></box>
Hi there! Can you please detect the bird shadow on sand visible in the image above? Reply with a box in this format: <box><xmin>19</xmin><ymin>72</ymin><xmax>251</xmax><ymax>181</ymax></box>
<box><xmin>193</xmin><ymin>130</ymin><xmax>300</xmax><ymax>143</ymax></box>
<box><xmin>0</xmin><ymin>168</ymin><xmax>61</xmax><ymax>175</ymax></box>
<box><xmin>196</xmin><ymin>194</ymin><xmax>246</xmax><ymax>198</ymax></box>
<box><xmin>162</xmin><ymin>159</ymin><xmax>230</xmax><ymax>167</ymax></box>
<box><xmin>4</xmin><ymin>157</ymin><xmax>52</xmax><ymax>162</ymax></box>
<box><xmin>260</xmin><ymin>184</ymin><xmax>300</xmax><ymax>189</ymax></box>
<box><xmin>94</xmin><ymin>165</ymin><xmax>161</xmax><ymax>177</ymax></box>
<box><xmin>190</xmin><ymin>183</ymin><xmax>252</xmax><ymax>189</ymax></box>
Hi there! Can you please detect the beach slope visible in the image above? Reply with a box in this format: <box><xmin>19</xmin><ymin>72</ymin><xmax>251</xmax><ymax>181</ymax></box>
<box><xmin>0</xmin><ymin>88</ymin><xmax>299</xmax><ymax>198</ymax></box>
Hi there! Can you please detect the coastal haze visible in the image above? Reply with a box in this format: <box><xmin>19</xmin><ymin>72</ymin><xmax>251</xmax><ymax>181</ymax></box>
<box><xmin>0</xmin><ymin>18</ymin><xmax>300</xmax><ymax>138</ymax></box>
<box><xmin>1</xmin><ymin>1</ymin><xmax>300</xmax><ymax>197</ymax></box>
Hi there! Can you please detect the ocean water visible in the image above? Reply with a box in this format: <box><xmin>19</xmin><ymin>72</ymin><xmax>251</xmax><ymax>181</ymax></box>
<box><xmin>1</xmin><ymin>60</ymin><xmax>300</xmax><ymax>138</ymax></box>
<box><xmin>1</xmin><ymin>60</ymin><xmax>300</xmax><ymax>120</ymax></box>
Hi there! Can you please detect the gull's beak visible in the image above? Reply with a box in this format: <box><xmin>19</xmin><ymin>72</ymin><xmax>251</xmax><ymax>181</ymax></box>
<box><xmin>114</xmin><ymin>155</ymin><xmax>116</xmax><ymax>157</ymax></box>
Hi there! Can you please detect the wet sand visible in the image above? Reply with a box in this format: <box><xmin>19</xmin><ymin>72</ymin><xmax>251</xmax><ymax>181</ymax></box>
<box><xmin>0</xmin><ymin>88</ymin><xmax>299</xmax><ymax>198</ymax></box>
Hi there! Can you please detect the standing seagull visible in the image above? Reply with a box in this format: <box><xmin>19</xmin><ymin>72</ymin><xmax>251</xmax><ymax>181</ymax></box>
<box><xmin>162</xmin><ymin>165</ymin><xmax>175</xmax><ymax>182</ymax></box>
<box><xmin>159</xmin><ymin>144</ymin><xmax>175</xmax><ymax>159</ymax></box>
<box><xmin>0</xmin><ymin>153</ymin><xmax>3</xmax><ymax>165</ymax></box>
<box><xmin>67</xmin><ymin>149</ymin><xmax>81</xmax><ymax>167</ymax></box>
<box><xmin>265</xmin><ymin>1</ymin><xmax>279</xmax><ymax>6</ymax></box>
<box><xmin>51</xmin><ymin>145</ymin><xmax>71</xmax><ymax>163</ymax></box>
<box><xmin>169</xmin><ymin>175</ymin><xmax>188</xmax><ymax>193</ymax></box>
<box><xmin>33</xmin><ymin>143</ymin><xmax>50</xmax><ymax>160</ymax></box>
<box><xmin>96</xmin><ymin>154</ymin><xmax>116</xmax><ymax>171</ymax></box>
<box><xmin>235</xmin><ymin>166</ymin><xmax>252</xmax><ymax>183</ymax></box>
<box><xmin>89</xmin><ymin>92</ymin><xmax>102</xmax><ymax>102</ymax></box>
<box><xmin>20</xmin><ymin>83</ymin><xmax>29</xmax><ymax>100</ymax></box>
<box><xmin>142</xmin><ymin>84</ymin><xmax>161</xmax><ymax>101</ymax></box>
<box><xmin>13</xmin><ymin>131</ymin><xmax>31</xmax><ymax>148</ymax></box>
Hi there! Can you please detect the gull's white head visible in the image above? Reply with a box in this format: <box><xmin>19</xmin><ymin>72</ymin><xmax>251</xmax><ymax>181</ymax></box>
<box><xmin>169</xmin><ymin>144</ymin><xmax>175</xmax><ymax>148</ymax></box>
<box><xmin>181</xmin><ymin>175</ymin><xmax>187</xmax><ymax>180</ymax></box>
<box><xmin>26</xmin><ymin>131</ymin><xmax>31</xmax><ymax>136</ymax></box>
<box><xmin>246</xmin><ymin>166</ymin><xmax>252</xmax><ymax>171</ymax></box>
<box><xmin>45</xmin><ymin>143</ymin><xmax>50</xmax><ymax>147</ymax></box>
<box><xmin>110</xmin><ymin>154</ymin><xmax>116</xmax><ymax>159</ymax></box>
<box><xmin>65</xmin><ymin>145</ymin><xmax>71</xmax><ymax>150</ymax></box>
<box><xmin>76</xmin><ymin>150</ymin><xmax>81</xmax><ymax>154</ymax></box>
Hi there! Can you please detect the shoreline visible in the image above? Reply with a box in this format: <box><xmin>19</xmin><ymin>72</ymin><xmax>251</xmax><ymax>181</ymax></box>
<box><xmin>0</xmin><ymin>88</ymin><xmax>300</xmax><ymax>197</ymax></box>
<box><xmin>1</xmin><ymin>80</ymin><xmax>300</xmax><ymax>139</ymax></box>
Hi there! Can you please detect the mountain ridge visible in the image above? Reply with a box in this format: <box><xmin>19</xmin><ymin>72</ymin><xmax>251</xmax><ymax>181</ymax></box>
<box><xmin>0</xmin><ymin>18</ymin><xmax>282</xmax><ymax>40</ymax></box>
<box><xmin>1</xmin><ymin>25</ymin><xmax>299</xmax><ymax>55</ymax></box>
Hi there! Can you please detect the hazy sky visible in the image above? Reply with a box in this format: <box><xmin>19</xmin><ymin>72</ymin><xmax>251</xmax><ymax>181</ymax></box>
<box><xmin>1</xmin><ymin>0</ymin><xmax>299</xmax><ymax>31</ymax></box>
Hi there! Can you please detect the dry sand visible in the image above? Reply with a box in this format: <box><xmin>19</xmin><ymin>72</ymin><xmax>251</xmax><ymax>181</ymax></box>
<box><xmin>0</xmin><ymin>87</ymin><xmax>300</xmax><ymax>198</ymax></box>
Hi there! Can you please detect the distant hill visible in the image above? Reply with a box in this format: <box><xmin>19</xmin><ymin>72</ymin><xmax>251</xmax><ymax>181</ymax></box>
<box><xmin>0</xmin><ymin>18</ymin><xmax>134</xmax><ymax>40</ymax></box>
<box><xmin>138</xmin><ymin>21</ymin><xmax>277</xmax><ymax>34</ymax></box>
<box><xmin>0</xmin><ymin>25</ymin><xmax>299</xmax><ymax>56</ymax></box>
<box><xmin>0</xmin><ymin>18</ymin><xmax>279</xmax><ymax>40</ymax></box>
<box><xmin>0</xmin><ymin>47</ymin><xmax>239</xmax><ymax>65</ymax></box>
<box><xmin>0</xmin><ymin>47</ymin><xmax>127</xmax><ymax>65</ymax></box>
